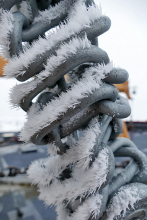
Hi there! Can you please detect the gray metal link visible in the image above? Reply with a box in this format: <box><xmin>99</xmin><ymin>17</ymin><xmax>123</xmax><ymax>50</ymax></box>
<box><xmin>10</xmin><ymin>11</ymin><xmax>29</xmax><ymax>56</ymax></box>
<box><xmin>0</xmin><ymin>0</ymin><xmax>22</xmax><ymax>10</ymax></box>
<box><xmin>1</xmin><ymin>0</ymin><xmax>147</xmax><ymax>219</ymax></box>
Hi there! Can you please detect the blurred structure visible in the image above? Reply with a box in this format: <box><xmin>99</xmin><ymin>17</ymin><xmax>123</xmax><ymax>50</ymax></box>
<box><xmin>0</xmin><ymin>54</ymin><xmax>8</xmax><ymax>76</ymax></box>
<box><xmin>115</xmin><ymin>81</ymin><xmax>131</xmax><ymax>139</ymax></box>
<box><xmin>115</xmin><ymin>81</ymin><xmax>131</xmax><ymax>99</ymax></box>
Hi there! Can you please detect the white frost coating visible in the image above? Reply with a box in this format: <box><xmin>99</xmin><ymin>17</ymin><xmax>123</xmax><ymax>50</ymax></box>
<box><xmin>48</xmin><ymin>142</ymin><xmax>60</xmax><ymax>156</ymax></box>
<box><xmin>28</xmin><ymin>118</ymin><xmax>101</xmax><ymax>187</ymax></box>
<box><xmin>73</xmin><ymin>118</ymin><xmax>101</xmax><ymax>171</ymax></box>
<box><xmin>56</xmin><ymin>193</ymin><xmax>103</xmax><ymax>220</ymax></box>
<box><xmin>10</xmin><ymin>5</ymin><xmax>18</xmax><ymax>14</ymax></box>
<box><xmin>63</xmin><ymin>107</ymin><xmax>90</xmax><ymax>131</ymax></box>
<box><xmin>56</xmin><ymin>204</ymin><xmax>69</xmax><ymax>220</ymax></box>
<box><xmin>44</xmin><ymin>35</ymin><xmax>90</xmax><ymax>74</ymax></box>
<box><xmin>20</xmin><ymin>62</ymin><xmax>113</xmax><ymax>142</ymax></box>
<box><xmin>19</xmin><ymin>1</ymin><xmax>33</xmax><ymax>22</ymax></box>
<box><xmin>29</xmin><ymin>148</ymin><xmax>109</xmax><ymax>205</ymax></box>
<box><xmin>66</xmin><ymin>194</ymin><xmax>103</xmax><ymax>220</ymax></box>
<box><xmin>5</xmin><ymin>2</ymin><xmax>103</xmax><ymax>78</ymax></box>
<box><xmin>10</xmin><ymin>79</ymin><xmax>39</xmax><ymax>107</ymax></box>
<box><xmin>0</xmin><ymin>9</ymin><xmax>14</xmax><ymax>59</ymax></box>
<box><xmin>10</xmin><ymin>36</ymin><xmax>91</xmax><ymax>106</ymax></box>
<box><xmin>106</xmin><ymin>185</ymin><xmax>143</xmax><ymax>220</ymax></box>
<box><xmin>33</xmin><ymin>0</ymin><xmax>73</xmax><ymax>23</ymax></box>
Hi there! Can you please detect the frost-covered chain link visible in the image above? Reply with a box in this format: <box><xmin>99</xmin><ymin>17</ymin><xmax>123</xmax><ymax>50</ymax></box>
<box><xmin>1</xmin><ymin>0</ymin><xmax>147</xmax><ymax>219</ymax></box>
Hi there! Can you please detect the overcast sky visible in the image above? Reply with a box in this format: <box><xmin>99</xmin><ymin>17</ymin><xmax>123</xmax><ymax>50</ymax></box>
<box><xmin>96</xmin><ymin>0</ymin><xmax>147</xmax><ymax>121</ymax></box>
<box><xmin>0</xmin><ymin>0</ymin><xmax>147</xmax><ymax>125</ymax></box>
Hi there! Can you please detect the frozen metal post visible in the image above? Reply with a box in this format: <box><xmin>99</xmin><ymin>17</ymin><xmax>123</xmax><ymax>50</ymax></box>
<box><xmin>1</xmin><ymin>0</ymin><xmax>147</xmax><ymax>219</ymax></box>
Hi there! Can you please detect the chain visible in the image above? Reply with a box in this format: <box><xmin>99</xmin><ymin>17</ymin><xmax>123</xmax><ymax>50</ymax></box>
<box><xmin>1</xmin><ymin>0</ymin><xmax>147</xmax><ymax>219</ymax></box>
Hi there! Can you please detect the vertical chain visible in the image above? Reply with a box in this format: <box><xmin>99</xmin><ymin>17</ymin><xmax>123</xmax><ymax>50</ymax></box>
<box><xmin>1</xmin><ymin>0</ymin><xmax>147</xmax><ymax>219</ymax></box>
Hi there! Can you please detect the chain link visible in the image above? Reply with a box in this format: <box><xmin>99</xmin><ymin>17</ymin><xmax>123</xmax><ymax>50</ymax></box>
<box><xmin>1</xmin><ymin>0</ymin><xmax>147</xmax><ymax>219</ymax></box>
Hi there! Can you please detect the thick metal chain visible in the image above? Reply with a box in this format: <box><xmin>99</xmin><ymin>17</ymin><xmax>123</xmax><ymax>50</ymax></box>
<box><xmin>1</xmin><ymin>0</ymin><xmax>147</xmax><ymax>219</ymax></box>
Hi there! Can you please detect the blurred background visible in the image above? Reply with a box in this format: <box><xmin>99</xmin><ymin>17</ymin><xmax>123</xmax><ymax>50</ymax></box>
<box><xmin>0</xmin><ymin>0</ymin><xmax>147</xmax><ymax>219</ymax></box>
